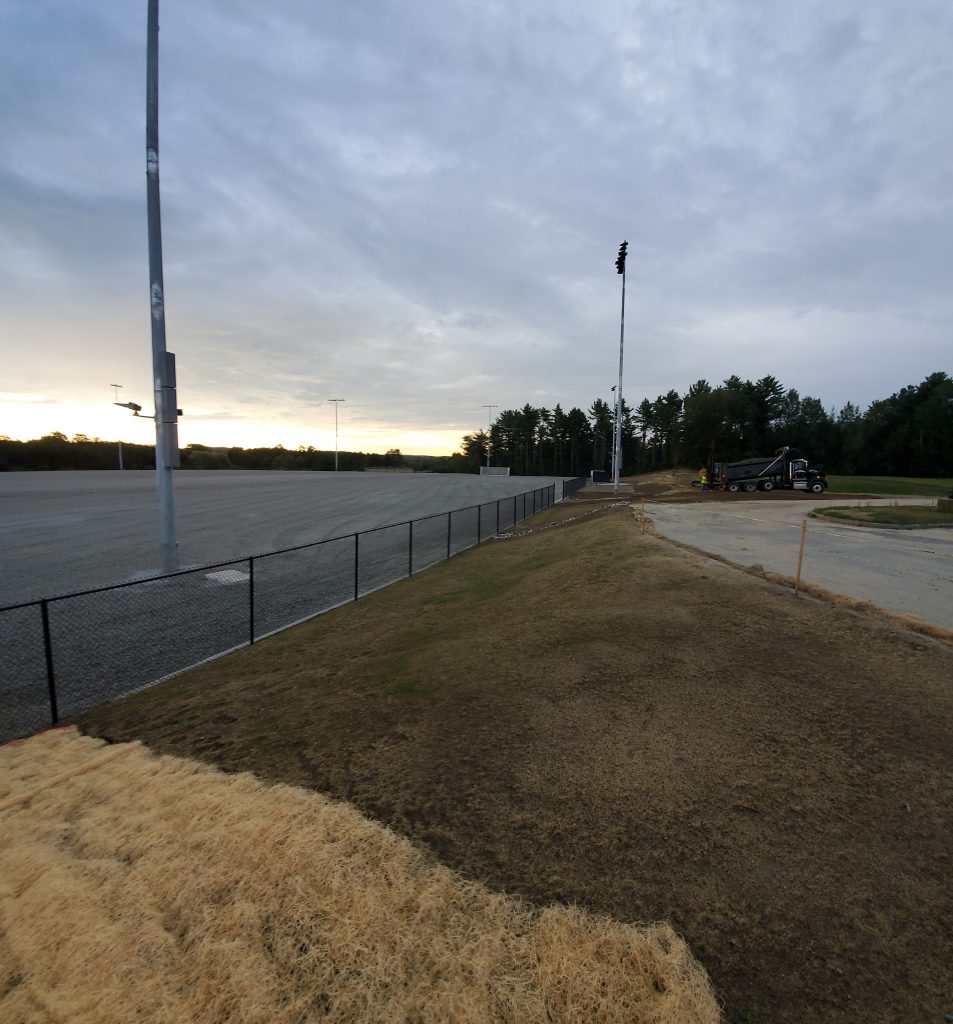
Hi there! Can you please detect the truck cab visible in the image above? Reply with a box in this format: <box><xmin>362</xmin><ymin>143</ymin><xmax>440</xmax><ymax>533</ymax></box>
<box><xmin>791</xmin><ymin>459</ymin><xmax>810</xmax><ymax>489</ymax></box>
<box><xmin>790</xmin><ymin>458</ymin><xmax>827</xmax><ymax>492</ymax></box>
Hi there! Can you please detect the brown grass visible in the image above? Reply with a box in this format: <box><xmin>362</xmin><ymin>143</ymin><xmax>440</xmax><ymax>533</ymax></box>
<box><xmin>72</xmin><ymin>506</ymin><xmax>953</xmax><ymax>1021</ymax></box>
<box><xmin>0</xmin><ymin>728</ymin><xmax>721</xmax><ymax>1024</ymax></box>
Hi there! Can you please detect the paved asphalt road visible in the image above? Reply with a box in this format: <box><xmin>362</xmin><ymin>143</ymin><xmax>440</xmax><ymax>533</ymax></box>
<box><xmin>646</xmin><ymin>498</ymin><xmax>953</xmax><ymax>631</ymax></box>
<box><xmin>0</xmin><ymin>470</ymin><xmax>570</xmax><ymax>606</ymax></box>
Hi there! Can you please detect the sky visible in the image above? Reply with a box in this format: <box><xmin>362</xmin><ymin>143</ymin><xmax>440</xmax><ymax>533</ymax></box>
<box><xmin>1</xmin><ymin>0</ymin><xmax>951</xmax><ymax>455</ymax></box>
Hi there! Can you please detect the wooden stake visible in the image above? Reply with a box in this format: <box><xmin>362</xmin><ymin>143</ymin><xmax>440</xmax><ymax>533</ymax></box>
<box><xmin>795</xmin><ymin>517</ymin><xmax>807</xmax><ymax>596</ymax></box>
<box><xmin>640</xmin><ymin>496</ymin><xmax>645</xmax><ymax>534</ymax></box>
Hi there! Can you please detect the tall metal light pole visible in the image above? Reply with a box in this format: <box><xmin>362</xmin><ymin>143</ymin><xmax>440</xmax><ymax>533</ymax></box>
<box><xmin>328</xmin><ymin>399</ymin><xmax>346</xmax><ymax>470</ymax></box>
<box><xmin>110</xmin><ymin>384</ymin><xmax>125</xmax><ymax>470</ymax></box>
<box><xmin>480</xmin><ymin>404</ymin><xmax>497</xmax><ymax>467</ymax></box>
<box><xmin>612</xmin><ymin>241</ymin><xmax>628</xmax><ymax>495</ymax></box>
<box><xmin>609</xmin><ymin>385</ymin><xmax>617</xmax><ymax>481</ymax></box>
<box><xmin>147</xmin><ymin>0</ymin><xmax>180</xmax><ymax>572</ymax></box>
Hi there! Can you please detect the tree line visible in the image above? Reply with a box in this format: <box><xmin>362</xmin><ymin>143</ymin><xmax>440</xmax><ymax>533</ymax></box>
<box><xmin>0</xmin><ymin>434</ymin><xmax>412</xmax><ymax>472</ymax></box>
<box><xmin>3</xmin><ymin>371</ymin><xmax>949</xmax><ymax>478</ymax></box>
<box><xmin>459</xmin><ymin>371</ymin><xmax>953</xmax><ymax>477</ymax></box>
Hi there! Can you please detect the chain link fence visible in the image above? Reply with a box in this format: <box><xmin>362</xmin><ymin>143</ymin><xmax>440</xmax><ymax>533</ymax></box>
<box><xmin>1</xmin><ymin>478</ymin><xmax>585</xmax><ymax>742</ymax></box>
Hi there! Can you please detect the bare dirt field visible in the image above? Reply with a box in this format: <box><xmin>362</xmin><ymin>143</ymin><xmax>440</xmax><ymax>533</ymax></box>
<box><xmin>75</xmin><ymin>501</ymin><xmax>953</xmax><ymax>1023</ymax></box>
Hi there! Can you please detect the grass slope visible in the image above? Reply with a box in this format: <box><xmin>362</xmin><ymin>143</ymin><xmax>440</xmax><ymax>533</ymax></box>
<box><xmin>825</xmin><ymin>474</ymin><xmax>953</xmax><ymax>496</ymax></box>
<box><xmin>76</xmin><ymin>506</ymin><xmax>953</xmax><ymax>1023</ymax></box>
<box><xmin>815</xmin><ymin>505</ymin><xmax>953</xmax><ymax>526</ymax></box>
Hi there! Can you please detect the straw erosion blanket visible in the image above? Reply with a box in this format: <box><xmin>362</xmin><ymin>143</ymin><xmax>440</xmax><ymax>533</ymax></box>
<box><xmin>0</xmin><ymin>728</ymin><xmax>718</xmax><ymax>1024</ymax></box>
<box><xmin>75</xmin><ymin>506</ymin><xmax>953</xmax><ymax>1023</ymax></box>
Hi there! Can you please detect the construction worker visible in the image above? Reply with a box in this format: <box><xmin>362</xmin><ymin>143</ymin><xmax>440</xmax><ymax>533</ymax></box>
<box><xmin>699</xmin><ymin>467</ymin><xmax>709</xmax><ymax>490</ymax></box>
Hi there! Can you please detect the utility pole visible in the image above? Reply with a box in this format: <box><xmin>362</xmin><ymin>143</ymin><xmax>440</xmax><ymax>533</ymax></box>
<box><xmin>146</xmin><ymin>0</ymin><xmax>180</xmax><ymax>572</ymax></box>
<box><xmin>328</xmin><ymin>399</ymin><xmax>345</xmax><ymax>470</ymax></box>
<box><xmin>613</xmin><ymin>241</ymin><xmax>628</xmax><ymax>495</ymax></box>
<box><xmin>480</xmin><ymin>404</ymin><xmax>497</xmax><ymax>467</ymax></box>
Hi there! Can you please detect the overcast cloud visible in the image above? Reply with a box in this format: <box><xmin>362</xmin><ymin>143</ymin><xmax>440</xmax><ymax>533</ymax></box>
<box><xmin>1</xmin><ymin>0</ymin><xmax>951</xmax><ymax>452</ymax></box>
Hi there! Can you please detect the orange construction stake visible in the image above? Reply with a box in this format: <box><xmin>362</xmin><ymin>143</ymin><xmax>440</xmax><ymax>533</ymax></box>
<box><xmin>795</xmin><ymin>517</ymin><xmax>807</xmax><ymax>596</ymax></box>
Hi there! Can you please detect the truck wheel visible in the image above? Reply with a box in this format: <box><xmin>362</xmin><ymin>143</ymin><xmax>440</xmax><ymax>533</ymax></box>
<box><xmin>810</xmin><ymin>481</ymin><xmax>826</xmax><ymax>494</ymax></box>
<box><xmin>728</xmin><ymin>483</ymin><xmax>740</xmax><ymax>492</ymax></box>
<box><xmin>761</xmin><ymin>480</ymin><xmax>775</xmax><ymax>492</ymax></box>
<box><xmin>743</xmin><ymin>482</ymin><xmax>757</xmax><ymax>493</ymax></box>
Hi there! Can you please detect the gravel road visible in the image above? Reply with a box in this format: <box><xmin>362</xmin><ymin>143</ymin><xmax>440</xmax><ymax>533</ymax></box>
<box><xmin>646</xmin><ymin>497</ymin><xmax>953</xmax><ymax>630</ymax></box>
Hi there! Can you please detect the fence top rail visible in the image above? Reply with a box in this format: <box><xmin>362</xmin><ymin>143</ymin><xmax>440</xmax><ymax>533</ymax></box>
<box><xmin>0</xmin><ymin>479</ymin><xmax>574</xmax><ymax>612</ymax></box>
<box><xmin>0</xmin><ymin>554</ymin><xmax>258</xmax><ymax>609</ymax></box>
<box><xmin>0</xmin><ymin>596</ymin><xmax>45</xmax><ymax>614</ymax></box>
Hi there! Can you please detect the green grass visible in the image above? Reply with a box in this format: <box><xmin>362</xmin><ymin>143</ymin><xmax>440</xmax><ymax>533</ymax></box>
<box><xmin>814</xmin><ymin>504</ymin><xmax>953</xmax><ymax>526</ymax></box>
<box><xmin>825</xmin><ymin>475</ymin><xmax>953</xmax><ymax>496</ymax></box>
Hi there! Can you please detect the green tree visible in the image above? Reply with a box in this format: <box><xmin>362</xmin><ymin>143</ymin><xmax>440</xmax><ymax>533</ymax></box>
<box><xmin>753</xmin><ymin>375</ymin><xmax>785</xmax><ymax>450</ymax></box>
<box><xmin>653</xmin><ymin>390</ymin><xmax>683</xmax><ymax>467</ymax></box>
<box><xmin>564</xmin><ymin>408</ymin><xmax>592</xmax><ymax>475</ymax></box>
<box><xmin>680</xmin><ymin>381</ymin><xmax>731</xmax><ymax>467</ymax></box>
<box><xmin>634</xmin><ymin>398</ymin><xmax>657</xmax><ymax>469</ymax></box>
<box><xmin>588</xmin><ymin>398</ymin><xmax>614</xmax><ymax>472</ymax></box>
<box><xmin>860</xmin><ymin>372</ymin><xmax>953</xmax><ymax>476</ymax></box>
<box><xmin>460</xmin><ymin>431</ymin><xmax>488</xmax><ymax>471</ymax></box>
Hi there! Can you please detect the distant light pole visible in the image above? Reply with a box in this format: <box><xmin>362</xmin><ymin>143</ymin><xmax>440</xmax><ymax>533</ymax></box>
<box><xmin>328</xmin><ymin>398</ymin><xmax>346</xmax><ymax>471</ymax></box>
<box><xmin>146</xmin><ymin>0</ymin><xmax>180</xmax><ymax>572</ymax></box>
<box><xmin>110</xmin><ymin>384</ymin><xmax>124</xmax><ymax>469</ymax></box>
<box><xmin>480</xmin><ymin>404</ymin><xmax>497</xmax><ymax>467</ymax></box>
<box><xmin>612</xmin><ymin>240</ymin><xmax>628</xmax><ymax>495</ymax></box>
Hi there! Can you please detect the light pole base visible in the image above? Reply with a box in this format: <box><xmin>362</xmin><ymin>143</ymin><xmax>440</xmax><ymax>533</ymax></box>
<box><xmin>159</xmin><ymin>541</ymin><xmax>179</xmax><ymax>575</ymax></box>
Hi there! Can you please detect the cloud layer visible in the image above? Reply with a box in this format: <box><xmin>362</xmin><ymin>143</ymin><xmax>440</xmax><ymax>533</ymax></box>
<box><xmin>2</xmin><ymin>0</ymin><xmax>950</xmax><ymax>450</ymax></box>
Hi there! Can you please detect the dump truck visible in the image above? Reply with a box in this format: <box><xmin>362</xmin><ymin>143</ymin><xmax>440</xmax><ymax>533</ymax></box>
<box><xmin>697</xmin><ymin>447</ymin><xmax>828</xmax><ymax>493</ymax></box>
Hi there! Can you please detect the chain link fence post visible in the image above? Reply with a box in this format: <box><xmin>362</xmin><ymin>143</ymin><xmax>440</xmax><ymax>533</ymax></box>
<box><xmin>41</xmin><ymin>599</ymin><xmax>58</xmax><ymax>726</ymax></box>
<box><xmin>248</xmin><ymin>556</ymin><xmax>256</xmax><ymax>645</ymax></box>
<box><xmin>354</xmin><ymin>533</ymin><xmax>360</xmax><ymax>601</ymax></box>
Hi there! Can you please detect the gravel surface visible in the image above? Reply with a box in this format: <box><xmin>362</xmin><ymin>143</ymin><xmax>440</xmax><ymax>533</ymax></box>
<box><xmin>0</xmin><ymin>470</ymin><xmax>570</xmax><ymax>605</ymax></box>
<box><xmin>646</xmin><ymin>497</ymin><xmax>953</xmax><ymax>631</ymax></box>
<box><xmin>0</xmin><ymin>471</ymin><xmax>569</xmax><ymax>741</ymax></box>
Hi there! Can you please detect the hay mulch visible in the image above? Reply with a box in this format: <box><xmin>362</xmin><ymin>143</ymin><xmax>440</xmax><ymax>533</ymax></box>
<box><xmin>0</xmin><ymin>727</ymin><xmax>721</xmax><ymax>1024</ymax></box>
